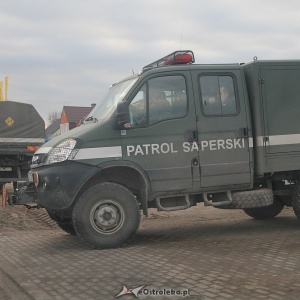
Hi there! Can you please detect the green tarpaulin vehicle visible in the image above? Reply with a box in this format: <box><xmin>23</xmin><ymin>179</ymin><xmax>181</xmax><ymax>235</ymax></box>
<box><xmin>0</xmin><ymin>101</ymin><xmax>45</xmax><ymax>203</ymax></box>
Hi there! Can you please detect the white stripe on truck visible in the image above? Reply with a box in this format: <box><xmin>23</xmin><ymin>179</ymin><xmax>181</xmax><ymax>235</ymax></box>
<box><xmin>74</xmin><ymin>146</ymin><xmax>122</xmax><ymax>160</ymax></box>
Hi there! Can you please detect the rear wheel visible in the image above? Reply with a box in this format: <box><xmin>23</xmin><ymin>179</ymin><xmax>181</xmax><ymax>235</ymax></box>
<box><xmin>243</xmin><ymin>197</ymin><xmax>284</xmax><ymax>219</ymax></box>
<box><xmin>72</xmin><ymin>182</ymin><xmax>140</xmax><ymax>249</ymax></box>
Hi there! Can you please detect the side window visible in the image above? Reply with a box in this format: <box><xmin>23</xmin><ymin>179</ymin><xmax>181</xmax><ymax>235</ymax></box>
<box><xmin>129</xmin><ymin>75</ymin><xmax>187</xmax><ymax>127</ymax></box>
<box><xmin>129</xmin><ymin>84</ymin><xmax>147</xmax><ymax>126</ymax></box>
<box><xmin>200</xmin><ymin>75</ymin><xmax>237</xmax><ymax>116</ymax></box>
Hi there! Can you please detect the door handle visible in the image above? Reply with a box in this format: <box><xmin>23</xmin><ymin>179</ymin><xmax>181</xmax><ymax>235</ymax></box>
<box><xmin>237</xmin><ymin>127</ymin><xmax>248</xmax><ymax>138</ymax></box>
<box><xmin>184</xmin><ymin>130</ymin><xmax>198</xmax><ymax>142</ymax></box>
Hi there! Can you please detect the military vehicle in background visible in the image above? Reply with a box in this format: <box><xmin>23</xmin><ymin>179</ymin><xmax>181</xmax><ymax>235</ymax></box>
<box><xmin>0</xmin><ymin>101</ymin><xmax>45</xmax><ymax>204</ymax></box>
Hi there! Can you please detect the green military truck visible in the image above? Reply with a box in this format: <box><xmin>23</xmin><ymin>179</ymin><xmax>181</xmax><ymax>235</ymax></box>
<box><xmin>14</xmin><ymin>50</ymin><xmax>300</xmax><ymax>248</ymax></box>
<box><xmin>0</xmin><ymin>101</ymin><xmax>45</xmax><ymax>198</ymax></box>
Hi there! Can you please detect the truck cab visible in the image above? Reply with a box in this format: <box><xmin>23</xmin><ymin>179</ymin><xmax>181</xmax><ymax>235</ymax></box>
<box><xmin>21</xmin><ymin>51</ymin><xmax>299</xmax><ymax>249</ymax></box>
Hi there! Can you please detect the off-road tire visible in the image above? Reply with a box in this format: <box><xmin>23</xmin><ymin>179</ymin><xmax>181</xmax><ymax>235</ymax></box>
<box><xmin>292</xmin><ymin>183</ymin><xmax>300</xmax><ymax>220</ymax></box>
<box><xmin>46</xmin><ymin>209</ymin><xmax>76</xmax><ymax>235</ymax></box>
<box><xmin>219</xmin><ymin>188</ymin><xmax>273</xmax><ymax>209</ymax></box>
<box><xmin>72</xmin><ymin>182</ymin><xmax>140</xmax><ymax>249</ymax></box>
<box><xmin>243</xmin><ymin>197</ymin><xmax>284</xmax><ymax>219</ymax></box>
<box><xmin>232</xmin><ymin>189</ymin><xmax>273</xmax><ymax>208</ymax></box>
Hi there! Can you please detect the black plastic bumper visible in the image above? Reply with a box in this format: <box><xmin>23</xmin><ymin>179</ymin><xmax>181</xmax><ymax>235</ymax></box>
<box><xmin>30</xmin><ymin>161</ymin><xmax>99</xmax><ymax>209</ymax></box>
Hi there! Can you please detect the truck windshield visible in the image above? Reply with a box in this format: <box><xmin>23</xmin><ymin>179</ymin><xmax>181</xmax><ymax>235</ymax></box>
<box><xmin>85</xmin><ymin>77</ymin><xmax>138</xmax><ymax>123</ymax></box>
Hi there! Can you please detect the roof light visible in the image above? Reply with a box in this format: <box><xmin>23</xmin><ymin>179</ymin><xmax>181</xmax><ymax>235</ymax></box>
<box><xmin>143</xmin><ymin>50</ymin><xmax>195</xmax><ymax>70</ymax></box>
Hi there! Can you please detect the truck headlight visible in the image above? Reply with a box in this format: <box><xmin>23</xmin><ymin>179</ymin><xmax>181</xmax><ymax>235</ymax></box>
<box><xmin>32</xmin><ymin>154</ymin><xmax>41</xmax><ymax>165</ymax></box>
<box><xmin>44</xmin><ymin>138</ymin><xmax>78</xmax><ymax>165</ymax></box>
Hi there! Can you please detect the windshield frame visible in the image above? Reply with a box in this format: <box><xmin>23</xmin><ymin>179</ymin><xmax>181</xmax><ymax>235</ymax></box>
<box><xmin>85</xmin><ymin>76</ymin><xmax>139</xmax><ymax>123</ymax></box>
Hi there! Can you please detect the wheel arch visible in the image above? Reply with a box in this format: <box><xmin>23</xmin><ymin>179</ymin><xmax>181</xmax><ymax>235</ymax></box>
<box><xmin>73</xmin><ymin>161</ymin><xmax>151</xmax><ymax>216</ymax></box>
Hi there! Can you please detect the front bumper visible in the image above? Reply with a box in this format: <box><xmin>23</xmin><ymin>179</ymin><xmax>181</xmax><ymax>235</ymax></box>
<box><xmin>30</xmin><ymin>161</ymin><xmax>99</xmax><ymax>209</ymax></box>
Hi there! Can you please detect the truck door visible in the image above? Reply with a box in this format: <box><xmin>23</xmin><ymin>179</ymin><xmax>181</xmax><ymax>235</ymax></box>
<box><xmin>191</xmin><ymin>69</ymin><xmax>253</xmax><ymax>189</ymax></box>
<box><xmin>121</xmin><ymin>72</ymin><xmax>197</xmax><ymax>193</ymax></box>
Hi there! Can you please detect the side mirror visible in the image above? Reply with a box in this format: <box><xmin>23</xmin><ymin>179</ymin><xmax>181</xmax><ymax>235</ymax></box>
<box><xmin>117</xmin><ymin>101</ymin><xmax>131</xmax><ymax>129</ymax></box>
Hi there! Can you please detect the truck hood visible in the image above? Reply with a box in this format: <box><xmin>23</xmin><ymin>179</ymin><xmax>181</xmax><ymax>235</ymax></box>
<box><xmin>35</xmin><ymin>118</ymin><xmax>120</xmax><ymax>155</ymax></box>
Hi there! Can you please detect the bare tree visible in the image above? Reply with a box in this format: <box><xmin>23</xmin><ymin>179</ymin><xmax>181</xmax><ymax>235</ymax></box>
<box><xmin>48</xmin><ymin>111</ymin><xmax>60</xmax><ymax>124</ymax></box>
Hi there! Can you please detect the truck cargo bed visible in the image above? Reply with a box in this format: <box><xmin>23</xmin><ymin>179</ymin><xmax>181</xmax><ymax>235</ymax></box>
<box><xmin>243</xmin><ymin>60</ymin><xmax>300</xmax><ymax>175</ymax></box>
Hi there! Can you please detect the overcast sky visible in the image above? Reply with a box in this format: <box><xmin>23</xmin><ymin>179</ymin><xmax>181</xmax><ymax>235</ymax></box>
<box><xmin>1</xmin><ymin>0</ymin><xmax>300</xmax><ymax>125</ymax></box>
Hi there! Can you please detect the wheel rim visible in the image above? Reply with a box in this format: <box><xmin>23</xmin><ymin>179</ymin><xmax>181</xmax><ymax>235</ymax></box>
<box><xmin>90</xmin><ymin>199</ymin><xmax>125</xmax><ymax>235</ymax></box>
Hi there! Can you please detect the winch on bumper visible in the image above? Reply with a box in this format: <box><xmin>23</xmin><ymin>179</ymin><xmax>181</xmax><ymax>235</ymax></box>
<box><xmin>26</xmin><ymin>161</ymin><xmax>99</xmax><ymax>209</ymax></box>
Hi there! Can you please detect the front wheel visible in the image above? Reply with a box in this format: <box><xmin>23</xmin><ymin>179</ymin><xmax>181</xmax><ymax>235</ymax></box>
<box><xmin>243</xmin><ymin>197</ymin><xmax>284</xmax><ymax>219</ymax></box>
<box><xmin>72</xmin><ymin>182</ymin><xmax>140</xmax><ymax>249</ymax></box>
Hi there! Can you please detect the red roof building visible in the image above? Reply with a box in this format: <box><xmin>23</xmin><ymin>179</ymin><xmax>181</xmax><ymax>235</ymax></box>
<box><xmin>60</xmin><ymin>105</ymin><xmax>95</xmax><ymax>133</ymax></box>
